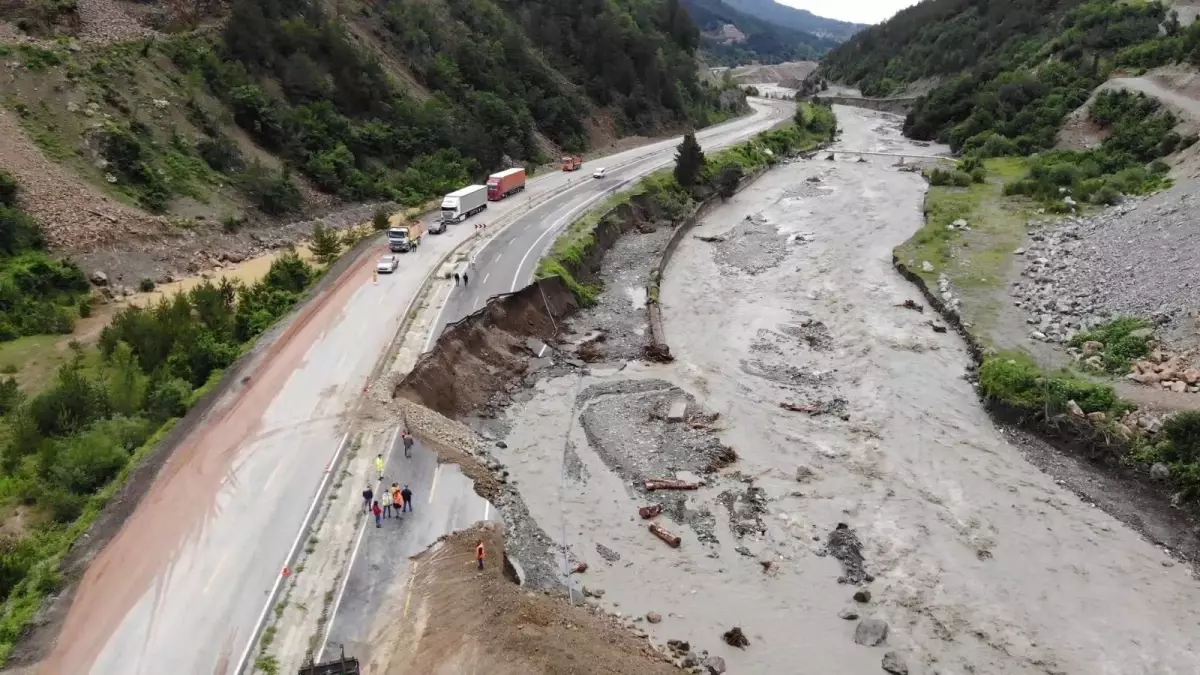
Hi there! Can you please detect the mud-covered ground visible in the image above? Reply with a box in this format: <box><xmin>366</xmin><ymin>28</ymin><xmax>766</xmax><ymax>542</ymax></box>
<box><xmin>472</xmin><ymin>107</ymin><xmax>1200</xmax><ymax>675</ymax></box>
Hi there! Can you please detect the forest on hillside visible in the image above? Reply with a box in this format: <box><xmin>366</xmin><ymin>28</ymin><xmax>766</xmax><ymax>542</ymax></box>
<box><xmin>680</xmin><ymin>0</ymin><xmax>838</xmax><ymax>65</ymax></box>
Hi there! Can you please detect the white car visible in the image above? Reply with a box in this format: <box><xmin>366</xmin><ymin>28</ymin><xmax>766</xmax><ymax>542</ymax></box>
<box><xmin>592</xmin><ymin>167</ymin><xmax>607</xmax><ymax>179</ymax></box>
<box><xmin>376</xmin><ymin>255</ymin><xmax>399</xmax><ymax>274</ymax></box>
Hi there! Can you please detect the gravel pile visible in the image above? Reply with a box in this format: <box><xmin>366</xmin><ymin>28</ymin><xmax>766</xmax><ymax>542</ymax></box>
<box><xmin>565</xmin><ymin>223</ymin><xmax>672</xmax><ymax>361</ymax></box>
<box><xmin>711</xmin><ymin>213</ymin><xmax>790</xmax><ymax>275</ymax></box>
<box><xmin>577</xmin><ymin>379</ymin><xmax>731</xmax><ymax>483</ymax></box>
<box><xmin>1010</xmin><ymin>186</ymin><xmax>1200</xmax><ymax>346</ymax></box>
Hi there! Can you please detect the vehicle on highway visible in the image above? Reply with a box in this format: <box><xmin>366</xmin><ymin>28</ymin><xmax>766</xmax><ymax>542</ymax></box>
<box><xmin>429</xmin><ymin>217</ymin><xmax>446</xmax><ymax>234</ymax></box>
<box><xmin>376</xmin><ymin>255</ymin><xmax>399</xmax><ymax>273</ymax></box>
<box><xmin>592</xmin><ymin>167</ymin><xmax>607</xmax><ymax>179</ymax></box>
<box><xmin>386</xmin><ymin>219</ymin><xmax>425</xmax><ymax>252</ymax></box>
<box><xmin>486</xmin><ymin>167</ymin><xmax>526</xmax><ymax>201</ymax></box>
<box><xmin>441</xmin><ymin>185</ymin><xmax>488</xmax><ymax>223</ymax></box>
<box><xmin>561</xmin><ymin>155</ymin><xmax>583</xmax><ymax>171</ymax></box>
<box><xmin>300</xmin><ymin>645</ymin><xmax>360</xmax><ymax>675</ymax></box>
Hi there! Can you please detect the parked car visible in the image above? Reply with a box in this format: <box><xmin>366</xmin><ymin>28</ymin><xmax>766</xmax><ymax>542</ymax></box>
<box><xmin>377</xmin><ymin>255</ymin><xmax>399</xmax><ymax>273</ymax></box>
<box><xmin>592</xmin><ymin>167</ymin><xmax>607</xmax><ymax>179</ymax></box>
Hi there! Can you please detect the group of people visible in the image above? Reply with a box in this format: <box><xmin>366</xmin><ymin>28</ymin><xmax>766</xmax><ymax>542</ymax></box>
<box><xmin>363</xmin><ymin>482</ymin><xmax>413</xmax><ymax>526</ymax></box>
<box><xmin>362</xmin><ymin>431</ymin><xmax>417</xmax><ymax>527</ymax></box>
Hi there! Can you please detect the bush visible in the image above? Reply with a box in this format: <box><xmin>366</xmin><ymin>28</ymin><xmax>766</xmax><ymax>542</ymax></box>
<box><xmin>979</xmin><ymin>356</ymin><xmax>1118</xmax><ymax>415</ymax></box>
<box><xmin>241</xmin><ymin>164</ymin><xmax>302</xmax><ymax>215</ymax></box>
<box><xmin>1068</xmin><ymin>316</ymin><xmax>1152</xmax><ymax>373</ymax></box>
<box><xmin>717</xmin><ymin>165</ymin><xmax>744</xmax><ymax>199</ymax></box>
<box><xmin>1162</xmin><ymin>411</ymin><xmax>1200</xmax><ymax>464</ymax></box>
<box><xmin>138</xmin><ymin>278</ymin><xmax>156</xmax><ymax>293</ymax></box>
<box><xmin>196</xmin><ymin>134</ymin><xmax>245</xmax><ymax>173</ymax></box>
<box><xmin>0</xmin><ymin>172</ymin><xmax>17</xmax><ymax>207</ymax></box>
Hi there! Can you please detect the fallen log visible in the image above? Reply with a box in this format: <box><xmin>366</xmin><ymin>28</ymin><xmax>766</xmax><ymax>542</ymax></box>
<box><xmin>899</xmin><ymin>299</ymin><xmax>924</xmax><ymax>313</ymax></box>
<box><xmin>779</xmin><ymin>402</ymin><xmax>821</xmax><ymax>414</ymax></box>
<box><xmin>649</xmin><ymin>522</ymin><xmax>681</xmax><ymax>548</ymax></box>
<box><xmin>644</xmin><ymin>479</ymin><xmax>699</xmax><ymax>491</ymax></box>
<box><xmin>570</xmin><ymin>562</ymin><xmax>589</xmax><ymax>574</ymax></box>
<box><xmin>639</xmin><ymin>503</ymin><xmax>664</xmax><ymax>519</ymax></box>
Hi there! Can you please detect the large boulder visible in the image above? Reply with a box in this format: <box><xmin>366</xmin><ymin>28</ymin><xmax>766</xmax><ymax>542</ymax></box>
<box><xmin>854</xmin><ymin>618</ymin><xmax>888</xmax><ymax>646</ymax></box>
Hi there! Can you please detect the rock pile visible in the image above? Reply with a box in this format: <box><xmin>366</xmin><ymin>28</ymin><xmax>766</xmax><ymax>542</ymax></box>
<box><xmin>1126</xmin><ymin>348</ymin><xmax>1200</xmax><ymax>394</ymax></box>
<box><xmin>1010</xmin><ymin>188</ymin><xmax>1200</xmax><ymax>346</ymax></box>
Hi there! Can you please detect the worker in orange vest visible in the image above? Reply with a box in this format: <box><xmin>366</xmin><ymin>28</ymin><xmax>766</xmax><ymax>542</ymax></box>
<box><xmin>475</xmin><ymin>540</ymin><xmax>485</xmax><ymax>570</ymax></box>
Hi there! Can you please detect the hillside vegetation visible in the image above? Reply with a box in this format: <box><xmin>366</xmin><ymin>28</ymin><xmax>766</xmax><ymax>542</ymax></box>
<box><xmin>820</xmin><ymin>0</ymin><xmax>1196</xmax><ymax>205</ymax></box>
<box><xmin>724</xmin><ymin>0</ymin><xmax>864</xmax><ymax>41</ymax></box>
<box><xmin>0</xmin><ymin>0</ymin><xmax>747</xmax><ymax>226</ymax></box>
<box><xmin>681</xmin><ymin>0</ymin><xmax>838</xmax><ymax>66</ymax></box>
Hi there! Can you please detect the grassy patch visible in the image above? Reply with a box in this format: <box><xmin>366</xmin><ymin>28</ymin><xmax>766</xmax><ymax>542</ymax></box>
<box><xmin>895</xmin><ymin>157</ymin><xmax>1037</xmax><ymax>342</ymax></box>
<box><xmin>1068</xmin><ymin>316</ymin><xmax>1153</xmax><ymax>373</ymax></box>
<box><xmin>979</xmin><ymin>351</ymin><xmax>1123</xmax><ymax>415</ymax></box>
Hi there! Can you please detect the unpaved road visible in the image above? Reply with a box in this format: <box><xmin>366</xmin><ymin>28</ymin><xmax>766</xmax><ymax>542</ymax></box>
<box><xmin>484</xmin><ymin>107</ymin><xmax>1200</xmax><ymax>674</ymax></box>
<box><xmin>20</xmin><ymin>100</ymin><xmax>794</xmax><ymax>675</ymax></box>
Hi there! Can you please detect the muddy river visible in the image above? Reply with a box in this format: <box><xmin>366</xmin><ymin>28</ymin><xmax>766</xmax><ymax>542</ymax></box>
<box><xmin>484</xmin><ymin>107</ymin><xmax>1200</xmax><ymax>674</ymax></box>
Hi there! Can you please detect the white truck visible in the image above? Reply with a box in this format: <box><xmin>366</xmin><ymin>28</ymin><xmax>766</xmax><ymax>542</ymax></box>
<box><xmin>440</xmin><ymin>185</ymin><xmax>488</xmax><ymax>224</ymax></box>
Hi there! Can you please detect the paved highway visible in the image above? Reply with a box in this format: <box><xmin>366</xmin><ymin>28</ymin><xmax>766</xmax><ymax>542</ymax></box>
<box><xmin>318</xmin><ymin>431</ymin><xmax>491</xmax><ymax>667</ymax></box>
<box><xmin>426</xmin><ymin>97</ymin><xmax>798</xmax><ymax>345</ymax></box>
<box><xmin>36</xmin><ymin>97</ymin><xmax>793</xmax><ymax>675</ymax></box>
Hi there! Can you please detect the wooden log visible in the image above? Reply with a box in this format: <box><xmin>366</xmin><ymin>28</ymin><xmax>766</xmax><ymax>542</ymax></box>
<box><xmin>638</xmin><ymin>503</ymin><xmax>664</xmax><ymax>519</ymax></box>
<box><xmin>779</xmin><ymin>402</ymin><xmax>821</xmax><ymax>414</ymax></box>
<box><xmin>644</xmin><ymin>479</ymin><xmax>699</xmax><ymax>491</ymax></box>
<box><xmin>649</xmin><ymin>522</ymin><xmax>681</xmax><ymax>548</ymax></box>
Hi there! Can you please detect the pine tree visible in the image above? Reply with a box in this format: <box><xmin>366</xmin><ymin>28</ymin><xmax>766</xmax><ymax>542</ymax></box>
<box><xmin>310</xmin><ymin>223</ymin><xmax>342</xmax><ymax>266</ymax></box>
<box><xmin>673</xmin><ymin>132</ymin><xmax>706</xmax><ymax>188</ymax></box>
<box><xmin>107</xmin><ymin>341</ymin><xmax>145</xmax><ymax>416</ymax></box>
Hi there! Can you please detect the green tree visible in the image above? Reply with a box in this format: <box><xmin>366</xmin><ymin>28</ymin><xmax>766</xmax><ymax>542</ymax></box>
<box><xmin>107</xmin><ymin>341</ymin><xmax>146</xmax><ymax>416</ymax></box>
<box><xmin>373</xmin><ymin>206</ymin><xmax>391</xmax><ymax>231</ymax></box>
<box><xmin>309</xmin><ymin>223</ymin><xmax>342</xmax><ymax>266</ymax></box>
<box><xmin>718</xmin><ymin>164</ymin><xmax>744</xmax><ymax>199</ymax></box>
<box><xmin>673</xmin><ymin>132</ymin><xmax>706</xmax><ymax>188</ymax></box>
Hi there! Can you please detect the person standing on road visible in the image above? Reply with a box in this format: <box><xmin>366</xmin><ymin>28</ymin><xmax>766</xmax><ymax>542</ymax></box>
<box><xmin>475</xmin><ymin>540</ymin><xmax>485</xmax><ymax>570</ymax></box>
<box><xmin>372</xmin><ymin>501</ymin><xmax>382</xmax><ymax>528</ymax></box>
<box><xmin>392</xmin><ymin>483</ymin><xmax>403</xmax><ymax>516</ymax></box>
<box><xmin>463</xmin><ymin>271</ymin><xmax>469</xmax><ymax>286</ymax></box>
<box><xmin>401</xmin><ymin>485</ymin><xmax>413</xmax><ymax>513</ymax></box>
<box><xmin>453</xmin><ymin>272</ymin><xmax>460</xmax><ymax>286</ymax></box>
<box><xmin>376</xmin><ymin>453</ymin><xmax>384</xmax><ymax>481</ymax></box>
<box><xmin>402</xmin><ymin>431</ymin><xmax>414</xmax><ymax>458</ymax></box>
<box><xmin>362</xmin><ymin>484</ymin><xmax>373</xmax><ymax>513</ymax></box>
<box><xmin>382</xmin><ymin>491</ymin><xmax>393</xmax><ymax>518</ymax></box>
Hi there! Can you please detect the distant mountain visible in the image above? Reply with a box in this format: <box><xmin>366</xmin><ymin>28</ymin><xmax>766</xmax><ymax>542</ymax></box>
<box><xmin>725</xmin><ymin>0</ymin><xmax>866</xmax><ymax>41</ymax></box>
<box><xmin>681</xmin><ymin>0</ymin><xmax>840</xmax><ymax>66</ymax></box>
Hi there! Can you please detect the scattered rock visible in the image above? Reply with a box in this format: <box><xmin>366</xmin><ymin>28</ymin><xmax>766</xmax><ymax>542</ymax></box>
<box><xmin>921</xmin><ymin>261</ymin><xmax>934</xmax><ymax>273</ymax></box>
<box><xmin>595</xmin><ymin>543</ymin><xmax>621</xmax><ymax>563</ymax></box>
<box><xmin>646</xmin><ymin>611</ymin><xmax>662</xmax><ymax>624</ymax></box>
<box><xmin>1150</xmin><ymin>463</ymin><xmax>1171</xmax><ymax>481</ymax></box>
<box><xmin>706</xmin><ymin>656</ymin><xmax>727</xmax><ymax>674</ymax></box>
<box><xmin>721</xmin><ymin>627</ymin><xmax>749</xmax><ymax>649</ymax></box>
<box><xmin>853</xmin><ymin>588</ymin><xmax>872</xmax><ymax>603</ymax></box>
<box><xmin>90</xmin><ymin>270</ymin><xmax>109</xmax><ymax>286</ymax></box>
<box><xmin>827</xmin><ymin>523</ymin><xmax>869</xmax><ymax>585</ymax></box>
<box><xmin>1066</xmin><ymin>400</ymin><xmax>1085</xmax><ymax>418</ymax></box>
<box><xmin>795</xmin><ymin>464</ymin><xmax>817</xmax><ymax>482</ymax></box>
<box><xmin>881</xmin><ymin>651</ymin><xmax>908</xmax><ymax>675</ymax></box>
<box><xmin>928</xmin><ymin>321</ymin><xmax>947</xmax><ymax>333</ymax></box>
<box><xmin>583</xmin><ymin>586</ymin><xmax>605</xmax><ymax>598</ymax></box>
<box><xmin>854</xmin><ymin>618</ymin><xmax>889</xmax><ymax>647</ymax></box>
<box><xmin>838</xmin><ymin>607</ymin><xmax>860</xmax><ymax>620</ymax></box>
<box><xmin>496</xmin><ymin>441</ymin><xmax>508</xmax><ymax>449</ymax></box>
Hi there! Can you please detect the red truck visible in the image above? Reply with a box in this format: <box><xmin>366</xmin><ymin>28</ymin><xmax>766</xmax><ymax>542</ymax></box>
<box><xmin>561</xmin><ymin>155</ymin><xmax>583</xmax><ymax>171</ymax></box>
<box><xmin>486</xmin><ymin>168</ymin><xmax>526</xmax><ymax>201</ymax></box>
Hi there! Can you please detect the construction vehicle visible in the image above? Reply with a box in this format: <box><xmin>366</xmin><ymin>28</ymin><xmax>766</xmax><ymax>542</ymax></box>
<box><xmin>298</xmin><ymin>645</ymin><xmax>360</xmax><ymax>675</ymax></box>
<box><xmin>386</xmin><ymin>214</ymin><xmax>426</xmax><ymax>252</ymax></box>
<box><xmin>561</xmin><ymin>155</ymin><xmax>583</xmax><ymax>171</ymax></box>
<box><xmin>486</xmin><ymin>167</ymin><xmax>526</xmax><ymax>201</ymax></box>
<box><xmin>440</xmin><ymin>185</ymin><xmax>488</xmax><ymax>223</ymax></box>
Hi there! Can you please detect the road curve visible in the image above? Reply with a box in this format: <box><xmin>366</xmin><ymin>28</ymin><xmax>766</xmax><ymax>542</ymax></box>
<box><xmin>34</xmin><ymin>97</ymin><xmax>792</xmax><ymax>675</ymax></box>
<box><xmin>426</xmin><ymin>97</ymin><xmax>797</xmax><ymax>344</ymax></box>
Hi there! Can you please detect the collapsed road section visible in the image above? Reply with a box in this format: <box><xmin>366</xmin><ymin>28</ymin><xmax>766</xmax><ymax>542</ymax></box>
<box><xmin>390</xmin><ymin>105</ymin><xmax>1200</xmax><ymax>675</ymax></box>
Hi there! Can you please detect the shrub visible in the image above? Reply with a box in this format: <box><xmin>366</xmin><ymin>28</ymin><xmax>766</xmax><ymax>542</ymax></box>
<box><xmin>138</xmin><ymin>278</ymin><xmax>156</xmax><ymax>293</ymax></box>
<box><xmin>717</xmin><ymin>165</ymin><xmax>744</xmax><ymax>199</ymax></box>
<box><xmin>979</xmin><ymin>356</ymin><xmax>1118</xmax><ymax>415</ymax></box>
<box><xmin>1068</xmin><ymin>316</ymin><xmax>1152</xmax><ymax>373</ymax></box>
<box><xmin>372</xmin><ymin>207</ymin><xmax>390</xmax><ymax>231</ymax></box>
<box><xmin>0</xmin><ymin>172</ymin><xmax>17</xmax><ymax>207</ymax></box>
<box><xmin>1162</xmin><ymin>411</ymin><xmax>1200</xmax><ymax>464</ymax></box>
<box><xmin>196</xmin><ymin>134</ymin><xmax>244</xmax><ymax>173</ymax></box>
<box><xmin>242</xmin><ymin>164</ymin><xmax>303</xmax><ymax>215</ymax></box>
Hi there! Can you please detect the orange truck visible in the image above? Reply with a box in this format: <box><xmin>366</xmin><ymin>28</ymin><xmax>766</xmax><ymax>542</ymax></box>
<box><xmin>561</xmin><ymin>155</ymin><xmax>583</xmax><ymax>171</ymax></box>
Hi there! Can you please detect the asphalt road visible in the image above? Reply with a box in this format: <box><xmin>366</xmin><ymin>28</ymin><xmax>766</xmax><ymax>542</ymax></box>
<box><xmin>37</xmin><ymin>97</ymin><xmax>793</xmax><ymax>675</ymax></box>
<box><xmin>425</xmin><ymin>97</ymin><xmax>797</xmax><ymax>347</ymax></box>
<box><xmin>319</xmin><ymin>430</ymin><xmax>491</xmax><ymax>665</ymax></box>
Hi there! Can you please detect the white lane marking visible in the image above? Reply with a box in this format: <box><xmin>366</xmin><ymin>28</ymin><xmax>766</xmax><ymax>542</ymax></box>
<box><xmin>235</xmin><ymin>431</ymin><xmax>351</xmax><ymax>675</ymax></box>
<box><xmin>482</xmin><ymin>272</ymin><xmax>490</xmax><ymax>285</ymax></box>
<box><xmin>483</xmin><ymin>502</ymin><xmax>490</xmax><ymax>522</ymax></box>
<box><xmin>493</xmin><ymin>252</ymin><xmax>503</xmax><ymax>263</ymax></box>
<box><xmin>203</xmin><ymin>550</ymin><xmax>232</xmax><ymax>595</ymax></box>
<box><xmin>428</xmin><ymin>464</ymin><xmax>442</xmax><ymax>504</ymax></box>
<box><xmin>317</xmin><ymin>426</ymin><xmax>399</xmax><ymax>661</ymax></box>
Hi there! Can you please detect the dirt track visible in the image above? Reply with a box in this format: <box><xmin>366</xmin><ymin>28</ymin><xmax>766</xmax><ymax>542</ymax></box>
<box><xmin>466</xmin><ymin>107</ymin><xmax>1200</xmax><ymax>674</ymax></box>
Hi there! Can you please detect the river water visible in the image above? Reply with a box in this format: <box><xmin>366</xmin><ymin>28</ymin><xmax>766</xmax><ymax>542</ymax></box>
<box><xmin>490</xmin><ymin>106</ymin><xmax>1200</xmax><ymax>675</ymax></box>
